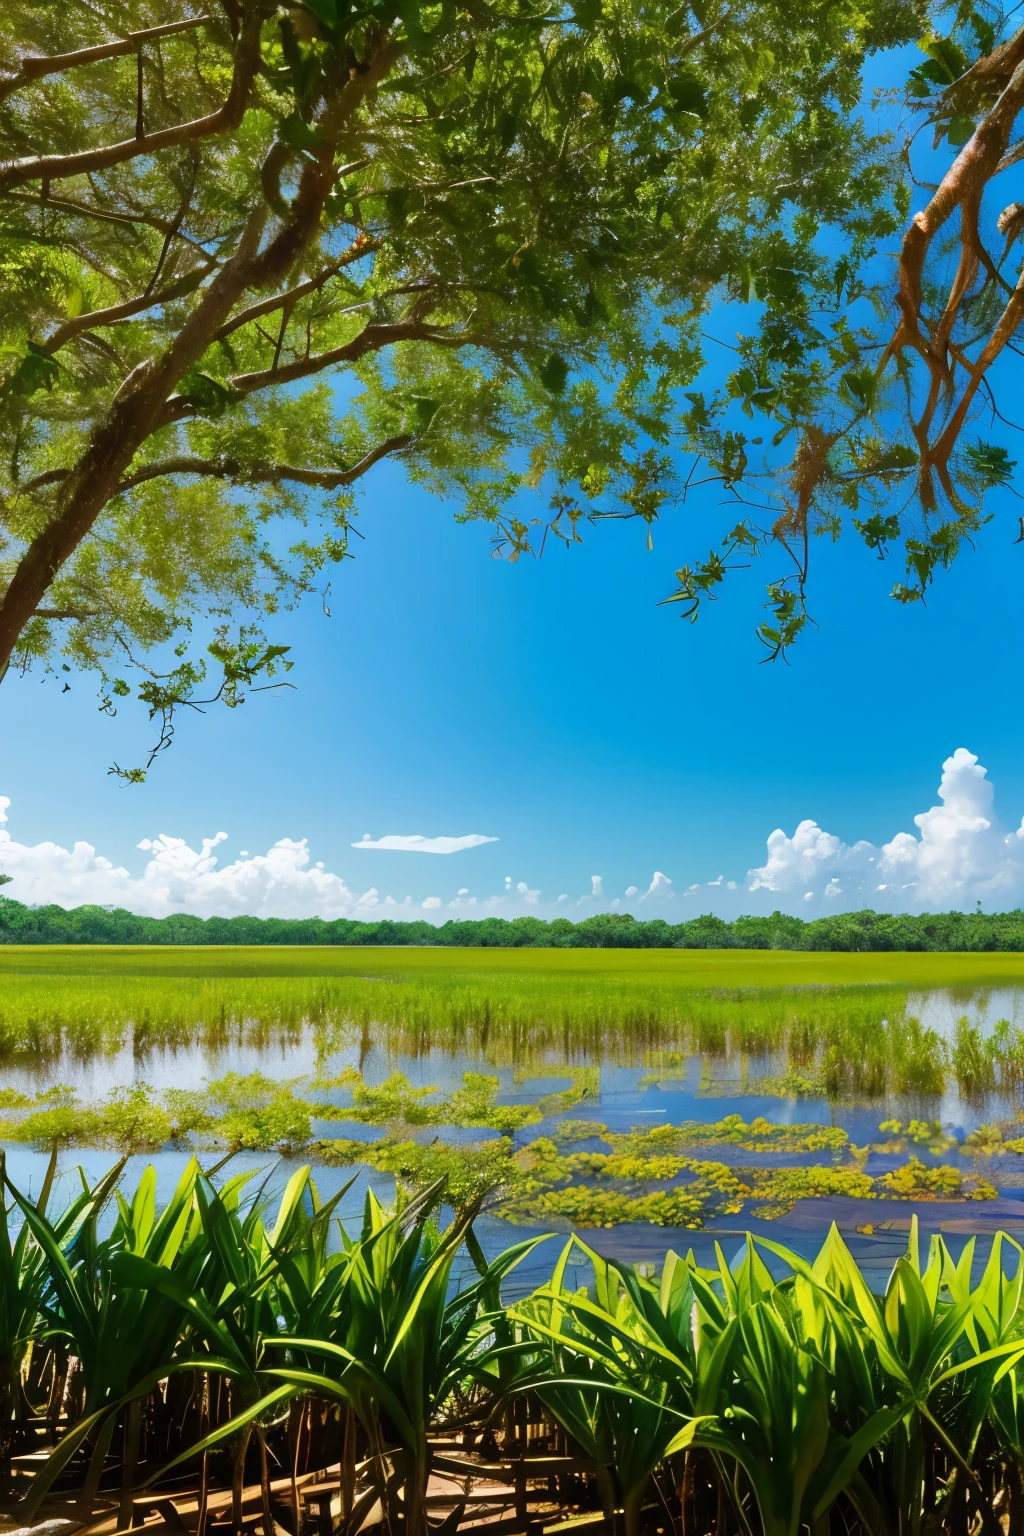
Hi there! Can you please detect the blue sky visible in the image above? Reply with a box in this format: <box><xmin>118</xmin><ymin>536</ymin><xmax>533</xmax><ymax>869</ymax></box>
<box><xmin>2</xmin><ymin>437</ymin><xmax>1023</xmax><ymax>920</ymax></box>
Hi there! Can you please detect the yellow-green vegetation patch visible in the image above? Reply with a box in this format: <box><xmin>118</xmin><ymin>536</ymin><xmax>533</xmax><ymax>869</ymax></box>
<box><xmin>0</xmin><ymin>1067</ymin><xmax>595</xmax><ymax>1154</ymax></box>
<box><xmin>0</xmin><ymin>1081</ymin><xmax>1002</xmax><ymax>1230</ymax></box>
<box><xmin>600</xmin><ymin>1113</ymin><xmax>850</xmax><ymax>1155</ymax></box>
<box><xmin>7</xmin><ymin>943</ymin><xmax>1024</xmax><ymax>988</ymax></box>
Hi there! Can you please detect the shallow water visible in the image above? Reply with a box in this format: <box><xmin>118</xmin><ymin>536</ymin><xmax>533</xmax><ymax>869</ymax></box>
<box><xmin>6</xmin><ymin>974</ymin><xmax>1024</xmax><ymax>1278</ymax></box>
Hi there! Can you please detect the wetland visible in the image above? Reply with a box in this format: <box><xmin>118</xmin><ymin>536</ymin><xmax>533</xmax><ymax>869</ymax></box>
<box><xmin>6</xmin><ymin>946</ymin><xmax>1024</xmax><ymax>1270</ymax></box>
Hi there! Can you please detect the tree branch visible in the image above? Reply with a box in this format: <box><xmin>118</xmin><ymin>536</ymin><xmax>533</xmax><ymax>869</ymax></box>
<box><xmin>0</xmin><ymin>16</ymin><xmax>212</xmax><ymax>103</ymax></box>
<box><xmin>214</xmin><ymin>246</ymin><xmax>376</xmax><ymax>341</ymax></box>
<box><xmin>115</xmin><ymin>434</ymin><xmax>414</xmax><ymax>494</ymax></box>
<box><xmin>0</xmin><ymin>11</ymin><xmax>262</xmax><ymax>191</ymax></box>
<box><xmin>17</xmin><ymin>469</ymin><xmax>70</xmax><ymax>494</ymax></box>
<box><xmin>223</xmin><ymin>321</ymin><xmax>482</xmax><ymax>398</ymax></box>
<box><xmin>0</xmin><ymin>203</ymin><xmax>269</xmax><ymax>675</ymax></box>
<box><xmin>0</xmin><ymin>29</ymin><xmax>407</xmax><ymax>676</ymax></box>
<box><xmin>32</xmin><ymin>608</ymin><xmax>100</xmax><ymax>619</ymax></box>
<box><xmin>43</xmin><ymin>263</ymin><xmax>215</xmax><ymax>354</ymax></box>
<box><xmin>3</xmin><ymin>189</ymin><xmax>207</xmax><ymax>250</ymax></box>
<box><xmin>892</xmin><ymin>50</ymin><xmax>1024</xmax><ymax>356</ymax></box>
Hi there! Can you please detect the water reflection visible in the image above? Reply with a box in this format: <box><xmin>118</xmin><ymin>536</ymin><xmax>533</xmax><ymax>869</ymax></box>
<box><xmin>6</xmin><ymin>980</ymin><xmax>1024</xmax><ymax>1274</ymax></box>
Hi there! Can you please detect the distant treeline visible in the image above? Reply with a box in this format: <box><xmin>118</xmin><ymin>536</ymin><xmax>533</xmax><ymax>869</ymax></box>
<box><xmin>2</xmin><ymin>895</ymin><xmax>1024</xmax><ymax>949</ymax></box>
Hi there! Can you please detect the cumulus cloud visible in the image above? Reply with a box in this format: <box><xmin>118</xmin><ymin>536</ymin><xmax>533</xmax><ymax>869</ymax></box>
<box><xmin>0</xmin><ymin>797</ymin><xmax>598</xmax><ymax>921</ymax></box>
<box><xmin>3</xmin><ymin>748</ymin><xmax>1023</xmax><ymax>922</ymax></box>
<box><xmin>352</xmin><ymin>833</ymin><xmax>497</xmax><ymax>854</ymax></box>
<box><xmin>0</xmin><ymin>799</ymin><xmax>381</xmax><ymax>920</ymax></box>
<box><xmin>745</xmin><ymin>748</ymin><xmax>1024</xmax><ymax>912</ymax></box>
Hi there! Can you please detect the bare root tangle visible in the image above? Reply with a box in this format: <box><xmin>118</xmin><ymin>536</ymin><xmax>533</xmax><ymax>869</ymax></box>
<box><xmin>889</xmin><ymin>27</ymin><xmax>1024</xmax><ymax>514</ymax></box>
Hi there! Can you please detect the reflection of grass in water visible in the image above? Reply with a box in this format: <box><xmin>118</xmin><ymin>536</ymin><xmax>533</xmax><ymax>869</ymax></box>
<box><xmin>0</xmin><ymin>975</ymin><xmax>314</xmax><ymax>1064</ymax></box>
<box><xmin>1</xmin><ymin>949</ymin><xmax>1024</xmax><ymax>1100</ymax></box>
<box><xmin>0</xmin><ymin>968</ymin><xmax>918</xmax><ymax>1073</ymax></box>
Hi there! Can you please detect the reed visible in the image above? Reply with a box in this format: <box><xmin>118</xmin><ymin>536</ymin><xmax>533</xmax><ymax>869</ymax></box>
<box><xmin>0</xmin><ymin>963</ymin><xmax>967</xmax><ymax>1082</ymax></box>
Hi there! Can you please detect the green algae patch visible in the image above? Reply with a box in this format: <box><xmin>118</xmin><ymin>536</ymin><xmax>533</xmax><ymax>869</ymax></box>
<box><xmin>0</xmin><ymin>1080</ymin><xmax>1004</xmax><ymax>1230</ymax></box>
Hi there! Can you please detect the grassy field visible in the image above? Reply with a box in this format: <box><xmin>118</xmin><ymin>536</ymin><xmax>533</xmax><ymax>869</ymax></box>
<box><xmin>4</xmin><ymin>942</ymin><xmax>1024</xmax><ymax>987</ymax></box>
<box><xmin>1</xmin><ymin>945</ymin><xmax>1022</xmax><ymax>1080</ymax></box>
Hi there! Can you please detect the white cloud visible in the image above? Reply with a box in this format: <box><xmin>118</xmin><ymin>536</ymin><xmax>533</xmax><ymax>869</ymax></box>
<box><xmin>0</xmin><ymin>799</ymin><xmax>381</xmax><ymax>920</ymax></box>
<box><xmin>4</xmin><ymin>748</ymin><xmax>1024</xmax><ymax>923</ymax></box>
<box><xmin>352</xmin><ymin>833</ymin><xmax>497</xmax><ymax>854</ymax></box>
<box><xmin>744</xmin><ymin>748</ymin><xmax>1024</xmax><ymax>912</ymax></box>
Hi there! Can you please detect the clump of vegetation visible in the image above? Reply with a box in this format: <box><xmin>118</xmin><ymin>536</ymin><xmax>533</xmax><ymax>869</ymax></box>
<box><xmin>696</xmin><ymin>1065</ymin><xmax>828</xmax><ymax>1099</ymax></box>
<box><xmin>314</xmin><ymin>1067</ymin><xmax>595</xmax><ymax>1134</ymax></box>
<box><xmin>0</xmin><ymin>1073</ymin><xmax>320</xmax><ymax>1154</ymax></box>
<box><xmin>0</xmin><ymin>1078</ymin><xmax>1005</xmax><ymax>1228</ymax></box>
<box><xmin>874</xmin><ymin>1119</ymin><xmax>958</xmax><ymax>1154</ymax></box>
<box><xmin>506</xmin><ymin>1184</ymin><xmax>712</xmax><ymax>1229</ymax></box>
<box><xmin>950</xmin><ymin>1017</ymin><xmax>1024</xmax><ymax>1098</ymax></box>
<box><xmin>877</xmin><ymin>1157</ymin><xmax>997</xmax><ymax>1201</ymax></box>
<box><xmin>609</xmin><ymin>1114</ymin><xmax>850</xmax><ymax>1156</ymax></box>
<box><xmin>5</xmin><ymin>1153</ymin><xmax>1024</xmax><ymax>1536</ymax></box>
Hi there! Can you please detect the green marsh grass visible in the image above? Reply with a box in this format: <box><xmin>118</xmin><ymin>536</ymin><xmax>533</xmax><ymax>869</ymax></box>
<box><xmin>0</xmin><ymin>944</ymin><xmax>977</xmax><ymax>1069</ymax></box>
<box><xmin>4</xmin><ymin>945</ymin><xmax>1024</xmax><ymax>1100</ymax></box>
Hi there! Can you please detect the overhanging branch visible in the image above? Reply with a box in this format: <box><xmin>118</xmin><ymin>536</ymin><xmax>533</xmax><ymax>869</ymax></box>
<box><xmin>115</xmin><ymin>435</ymin><xmax>414</xmax><ymax>494</ymax></box>
<box><xmin>0</xmin><ymin>16</ymin><xmax>212</xmax><ymax>103</ymax></box>
<box><xmin>0</xmin><ymin>11</ymin><xmax>261</xmax><ymax>191</ymax></box>
<box><xmin>224</xmin><ymin>322</ymin><xmax>485</xmax><ymax>398</ymax></box>
<box><xmin>43</xmin><ymin>263</ymin><xmax>215</xmax><ymax>355</ymax></box>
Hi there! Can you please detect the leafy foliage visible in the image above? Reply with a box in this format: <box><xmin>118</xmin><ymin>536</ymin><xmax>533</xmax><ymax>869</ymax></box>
<box><xmin>5</xmin><ymin>1155</ymin><xmax>1024</xmax><ymax>1532</ymax></box>
<box><xmin>0</xmin><ymin>0</ymin><xmax>928</xmax><ymax>766</ymax></box>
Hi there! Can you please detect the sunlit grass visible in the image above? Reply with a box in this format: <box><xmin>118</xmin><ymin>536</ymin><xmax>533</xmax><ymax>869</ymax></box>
<box><xmin>1</xmin><ymin>945</ymin><xmax>1023</xmax><ymax>1082</ymax></box>
<box><xmin>6</xmin><ymin>943</ymin><xmax>1024</xmax><ymax>985</ymax></box>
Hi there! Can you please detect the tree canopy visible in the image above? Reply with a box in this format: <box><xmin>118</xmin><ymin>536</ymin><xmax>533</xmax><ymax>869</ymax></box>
<box><xmin>1</xmin><ymin>0</ymin><xmax>1020</xmax><ymax>771</ymax></box>
<box><xmin>5</xmin><ymin>892</ymin><xmax>1024</xmax><ymax>950</ymax></box>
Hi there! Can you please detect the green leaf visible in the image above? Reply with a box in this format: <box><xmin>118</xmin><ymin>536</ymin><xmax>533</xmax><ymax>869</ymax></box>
<box><xmin>947</xmin><ymin>114</ymin><xmax>975</xmax><ymax>147</ymax></box>
<box><xmin>965</xmin><ymin>440</ymin><xmax>1016</xmax><ymax>484</ymax></box>
<box><xmin>178</xmin><ymin>370</ymin><xmax>234</xmax><ymax>420</ymax></box>
<box><xmin>279</xmin><ymin>111</ymin><xmax>325</xmax><ymax>151</ymax></box>
<box><xmin>571</xmin><ymin>0</ymin><xmax>602</xmax><ymax>27</ymax></box>
<box><xmin>2</xmin><ymin>345</ymin><xmax>60</xmax><ymax>399</ymax></box>
<box><xmin>666</xmin><ymin>72</ymin><xmax>708</xmax><ymax>121</ymax></box>
<box><xmin>537</xmin><ymin>353</ymin><xmax>569</xmax><ymax>395</ymax></box>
